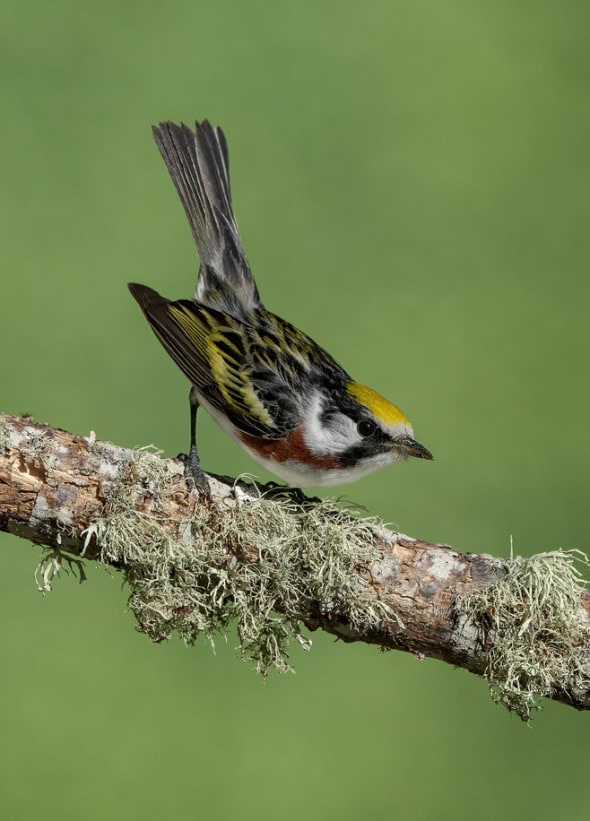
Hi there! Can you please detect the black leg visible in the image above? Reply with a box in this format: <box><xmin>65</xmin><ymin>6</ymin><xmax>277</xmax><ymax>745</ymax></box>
<box><xmin>185</xmin><ymin>387</ymin><xmax>210</xmax><ymax>496</ymax></box>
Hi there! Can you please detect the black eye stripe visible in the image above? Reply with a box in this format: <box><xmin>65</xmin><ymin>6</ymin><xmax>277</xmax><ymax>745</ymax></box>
<box><xmin>357</xmin><ymin>419</ymin><xmax>376</xmax><ymax>437</ymax></box>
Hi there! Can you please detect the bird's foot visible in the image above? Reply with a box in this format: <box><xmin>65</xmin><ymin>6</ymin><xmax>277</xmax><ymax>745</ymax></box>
<box><xmin>177</xmin><ymin>446</ymin><xmax>211</xmax><ymax>498</ymax></box>
<box><xmin>260</xmin><ymin>482</ymin><xmax>320</xmax><ymax>506</ymax></box>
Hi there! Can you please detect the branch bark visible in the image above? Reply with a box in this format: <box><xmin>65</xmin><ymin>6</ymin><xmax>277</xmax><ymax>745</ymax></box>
<box><xmin>0</xmin><ymin>411</ymin><xmax>588</xmax><ymax>716</ymax></box>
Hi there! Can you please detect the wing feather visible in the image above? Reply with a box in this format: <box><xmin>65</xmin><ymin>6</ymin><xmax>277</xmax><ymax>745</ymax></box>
<box><xmin>128</xmin><ymin>283</ymin><xmax>294</xmax><ymax>437</ymax></box>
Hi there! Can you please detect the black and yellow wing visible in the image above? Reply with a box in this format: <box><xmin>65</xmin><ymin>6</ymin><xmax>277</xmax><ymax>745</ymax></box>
<box><xmin>128</xmin><ymin>283</ymin><xmax>303</xmax><ymax>438</ymax></box>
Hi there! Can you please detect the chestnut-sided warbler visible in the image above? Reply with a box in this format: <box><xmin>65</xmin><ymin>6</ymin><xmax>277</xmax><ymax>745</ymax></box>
<box><xmin>129</xmin><ymin>120</ymin><xmax>432</xmax><ymax>491</ymax></box>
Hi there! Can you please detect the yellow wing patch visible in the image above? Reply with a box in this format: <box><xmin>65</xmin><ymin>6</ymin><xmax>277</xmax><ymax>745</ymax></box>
<box><xmin>169</xmin><ymin>304</ymin><xmax>273</xmax><ymax>427</ymax></box>
<box><xmin>347</xmin><ymin>382</ymin><xmax>409</xmax><ymax>426</ymax></box>
<box><xmin>169</xmin><ymin>303</ymin><xmax>209</xmax><ymax>348</ymax></box>
<box><xmin>207</xmin><ymin>331</ymin><xmax>273</xmax><ymax>426</ymax></box>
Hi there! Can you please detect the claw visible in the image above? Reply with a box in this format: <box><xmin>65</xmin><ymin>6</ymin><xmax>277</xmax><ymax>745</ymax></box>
<box><xmin>179</xmin><ymin>446</ymin><xmax>211</xmax><ymax>498</ymax></box>
<box><xmin>261</xmin><ymin>482</ymin><xmax>319</xmax><ymax>506</ymax></box>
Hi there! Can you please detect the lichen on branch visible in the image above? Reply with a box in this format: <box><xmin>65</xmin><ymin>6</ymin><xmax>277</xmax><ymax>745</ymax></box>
<box><xmin>456</xmin><ymin>551</ymin><xmax>590</xmax><ymax>720</ymax></box>
<box><xmin>89</xmin><ymin>450</ymin><xmax>397</xmax><ymax>673</ymax></box>
<box><xmin>1</xmin><ymin>411</ymin><xmax>589</xmax><ymax>717</ymax></box>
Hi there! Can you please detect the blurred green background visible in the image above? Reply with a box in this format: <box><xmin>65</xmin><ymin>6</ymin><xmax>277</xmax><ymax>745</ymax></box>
<box><xmin>1</xmin><ymin>1</ymin><xmax>589</xmax><ymax>818</ymax></box>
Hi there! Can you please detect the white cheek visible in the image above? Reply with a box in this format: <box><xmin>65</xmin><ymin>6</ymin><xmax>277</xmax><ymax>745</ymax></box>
<box><xmin>302</xmin><ymin>392</ymin><xmax>360</xmax><ymax>456</ymax></box>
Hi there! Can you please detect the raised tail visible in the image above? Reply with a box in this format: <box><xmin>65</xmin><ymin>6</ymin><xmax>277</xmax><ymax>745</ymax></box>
<box><xmin>152</xmin><ymin>120</ymin><xmax>261</xmax><ymax>318</ymax></box>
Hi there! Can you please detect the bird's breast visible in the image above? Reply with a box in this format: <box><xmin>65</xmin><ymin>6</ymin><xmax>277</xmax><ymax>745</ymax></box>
<box><xmin>238</xmin><ymin>427</ymin><xmax>340</xmax><ymax>471</ymax></box>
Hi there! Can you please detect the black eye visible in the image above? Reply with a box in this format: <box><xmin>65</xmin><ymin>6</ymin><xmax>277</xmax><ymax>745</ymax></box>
<box><xmin>357</xmin><ymin>419</ymin><xmax>376</xmax><ymax>437</ymax></box>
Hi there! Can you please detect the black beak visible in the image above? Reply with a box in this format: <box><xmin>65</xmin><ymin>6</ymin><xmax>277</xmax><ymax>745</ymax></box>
<box><xmin>395</xmin><ymin>437</ymin><xmax>434</xmax><ymax>461</ymax></box>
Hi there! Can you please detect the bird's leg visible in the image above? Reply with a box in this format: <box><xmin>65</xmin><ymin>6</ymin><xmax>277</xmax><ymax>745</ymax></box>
<box><xmin>183</xmin><ymin>387</ymin><xmax>210</xmax><ymax>496</ymax></box>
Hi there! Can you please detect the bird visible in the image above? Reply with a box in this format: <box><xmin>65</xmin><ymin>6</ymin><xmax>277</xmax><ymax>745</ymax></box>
<box><xmin>129</xmin><ymin>119</ymin><xmax>432</xmax><ymax>493</ymax></box>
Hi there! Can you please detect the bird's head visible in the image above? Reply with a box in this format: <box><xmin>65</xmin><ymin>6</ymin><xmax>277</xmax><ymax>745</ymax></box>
<box><xmin>297</xmin><ymin>381</ymin><xmax>432</xmax><ymax>486</ymax></box>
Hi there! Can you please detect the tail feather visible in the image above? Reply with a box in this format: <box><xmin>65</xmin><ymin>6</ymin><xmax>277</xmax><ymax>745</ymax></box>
<box><xmin>152</xmin><ymin>120</ymin><xmax>261</xmax><ymax>318</ymax></box>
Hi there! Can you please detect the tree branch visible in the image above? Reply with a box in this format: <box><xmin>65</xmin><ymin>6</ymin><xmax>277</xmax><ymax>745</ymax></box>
<box><xmin>0</xmin><ymin>411</ymin><xmax>588</xmax><ymax>719</ymax></box>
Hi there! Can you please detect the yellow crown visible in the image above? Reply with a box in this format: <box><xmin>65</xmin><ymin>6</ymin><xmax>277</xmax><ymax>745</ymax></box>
<box><xmin>346</xmin><ymin>382</ymin><xmax>409</xmax><ymax>426</ymax></box>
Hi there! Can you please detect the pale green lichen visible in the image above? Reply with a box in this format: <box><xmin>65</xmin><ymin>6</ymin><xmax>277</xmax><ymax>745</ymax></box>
<box><xmin>25</xmin><ymin>428</ymin><xmax>54</xmax><ymax>464</ymax></box>
<box><xmin>75</xmin><ymin>450</ymin><xmax>395</xmax><ymax>674</ymax></box>
<box><xmin>35</xmin><ymin>548</ymin><xmax>87</xmax><ymax>593</ymax></box>
<box><xmin>0</xmin><ymin>415</ymin><xmax>10</xmax><ymax>454</ymax></box>
<box><xmin>456</xmin><ymin>550</ymin><xmax>590</xmax><ymax>721</ymax></box>
<box><xmin>0</xmin><ymin>415</ymin><xmax>56</xmax><ymax>469</ymax></box>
